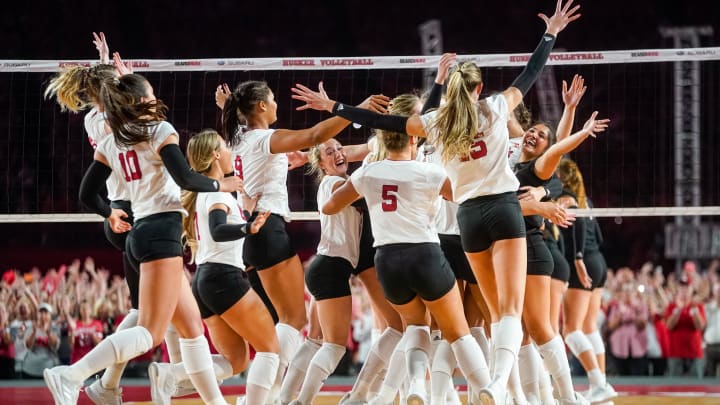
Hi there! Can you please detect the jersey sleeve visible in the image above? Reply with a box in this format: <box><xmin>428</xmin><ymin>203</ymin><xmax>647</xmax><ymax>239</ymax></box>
<box><xmin>428</xmin><ymin>164</ymin><xmax>448</xmax><ymax>195</ymax></box>
<box><xmin>485</xmin><ymin>94</ymin><xmax>509</xmax><ymax>121</ymax></box>
<box><xmin>254</xmin><ymin>129</ymin><xmax>277</xmax><ymax>155</ymax></box>
<box><xmin>151</xmin><ymin>121</ymin><xmax>179</xmax><ymax>150</ymax></box>
<box><xmin>349</xmin><ymin>165</ymin><xmax>368</xmax><ymax>197</ymax></box>
<box><xmin>203</xmin><ymin>192</ymin><xmax>236</xmax><ymax>213</ymax></box>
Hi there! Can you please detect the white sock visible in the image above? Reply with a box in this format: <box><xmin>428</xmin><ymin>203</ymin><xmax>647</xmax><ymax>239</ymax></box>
<box><xmin>587</xmin><ymin>368</ymin><xmax>606</xmax><ymax>388</ymax></box>
<box><xmin>538</xmin><ymin>336</ymin><xmax>575</xmax><ymax>399</ymax></box>
<box><xmin>492</xmin><ymin>316</ymin><xmax>523</xmax><ymax>386</ymax></box>
<box><xmin>374</xmin><ymin>334</ymin><xmax>409</xmax><ymax>404</ymax></box>
<box><xmin>66</xmin><ymin>325</ymin><xmax>153</xmax><ymax>383</ymax></box>
<box><xmin>246</xmin><ymin>352</ymin><xmax>279</xmax><ymax>405</ymax></box>
<box><xmin>349</xmin><ymin>327</ymin><xmax>402</xmax><ymax>401</ymax></box>
<box><xmin>371</xmin><ymin>328</ymin><xmax>381</xmax><ymax>345</ymax></box>
<box><xmin>296</xmin><ymin>343</ymin><xmax>346</xmax><ymax>404</ymax></box>
<box><xmin>490</xmin><ymin>322</ymin><xmax>499</xmax><ymax>374</ymax></box>
<box><xmin>431</xmin><ymin>340</ymin><xmax>456</xmax><ymax>405</ymax></box>
<box><xmin>170</xmin><ymin>354</ymin><xmax>235</xmax><ymax>384</ymax></box>
<box><xmin>278</xmin><ymin>339</ymin><xmax>321</xmax><ymax>403</ymax></box>
<box><xmin>450</xmin><ymin>334</ymin><xmax>491</xmax><ymax>393</ymax></box>
<box><xmin>404</xmin><ymin>326</ymin><xmax>431</xmax><ymax>384</ymax></box>
<box><xmin>100</xmin><ymin>309</ymin><xmax>138</xmax><ymax>389</ymax></box>
<box><xmin>508</xmin><ymin>360</ymin><xmax>527</xmax><ymax>403</ymax></box>
<box><xmin>470</xmin><ymin>327</ymin><xmax>491</xmax><ymax>367</ymax></box>
<box><xmin>532</xmin><ymin>343</ymin><xmax>555</xmax><ymax>404</ymax></box>
<box><xmin>165</xmin><ymin>324</ymin><xmax>183</xmax><ymax>363</ymax></box>
<box><xmin>518</xmin><ymin>344</ymin><xmax>540</xmax><ymax>403</ymax></box>
<box><xmin>270</xmin><ymin>323</ymin><xmax>303</xmax><ymax>403</ymax></box>
<box><xmin>180</xmin><ymin>335</ymin><xmax>225</xmax><ymax>405</ymax></box>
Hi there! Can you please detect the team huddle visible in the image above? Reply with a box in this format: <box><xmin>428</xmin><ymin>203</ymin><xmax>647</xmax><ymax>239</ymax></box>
<box><xmin>41</xmin><ymin>1</ymin><xmax>620</xmax><ymax>405</ymax></box>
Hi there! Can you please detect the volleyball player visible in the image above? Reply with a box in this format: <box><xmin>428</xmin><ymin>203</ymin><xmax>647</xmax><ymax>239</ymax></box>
<box><xmin>220</xmin><ymin>81</ymin><xmax>390</xmax><ymax>402</ymax></box>
<box><xmin>44</xmin><ymin>73</ymin><xmax>242</xmax><ymax>405</ymax></box>
<box><xmin>145</xmin><ymin>130</ymin><xmax>279</xmax><ymax>405</ymax></box>
<box><xmin>291</xmin><ymin>2</ymin><xmax>581</xmax><ymax>403</ymax></box>
<box><xmin>513</xmin><ymin>82</ymin><xmax>607</xmax><ymax>405</ymax></box>
<box><xmin>557</xmin><ymin>159</ymin><xmax>618</xmax><ymax>403</ymax></box>
<box><xmin>43</xmin><ymin>33</ymin><xmax>147</xmax><ymax>404</ymax></box>
<box><xmin>322</xmin><ymin>122</ymin><xmax>491</xmax><ymax>405</ymax></box>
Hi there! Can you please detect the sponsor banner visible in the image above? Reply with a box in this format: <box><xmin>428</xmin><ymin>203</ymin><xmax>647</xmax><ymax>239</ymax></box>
<box><xmin>1</xmin><ymin>47</ymin><xmax>719</xmax><ymax>72</ymax></box>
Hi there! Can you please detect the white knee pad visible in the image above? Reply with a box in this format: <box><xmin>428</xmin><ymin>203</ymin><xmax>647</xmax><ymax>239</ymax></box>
<box><xmin>431</xmin><ymin>340</ymin><xmax>457</xmax><ymax>376</ymax></box>
<box><xmin>405</xmin><ymin>325</ymin><xmax>431</xmax><ymax>355</ymax></box>
<box><xmin>493</xmin><ymin>316</ymin><xmax>523</xmax><ymax>355</ymax></box>
<box><xmin>248</xmin><ymin>352</ymin><xmax>280</xmax><ymax>390</ymax></box>
<box><xmin>276</xmin><ymin>323</ymin><xmax>302</xmax><ymax>363</ymax></box>
<box><xmin>180</xmin><ymin>335</ymin><xmax>214</xmax><ymax>374</ymax></box>
<box><xmin>108</xmin><ymin>325</ymin><xmax>154</xmax><ymax>363</ymax></box>
<box><xmin>372</xmin><ymin>327</ymin><xmax>403</xmax><ymax>358</ymax></box>
<box><xmin>116</xmin><ymin>309</ymin><xmax>138</xmax><ymax>331</ymax></box>
<box><xmin>314</xmin><ymin>343</ymin><xmax>347</xmax><ymax>375</ymax></box>
<box><xmin>564</xmin><ymin>330</ymin><xmax>593</xmax><ymax>357</ymax></box>
<box><xmin>586</xmin><ymin>331</ymin><xmax>605</xmax><ymax>355</ymax></box>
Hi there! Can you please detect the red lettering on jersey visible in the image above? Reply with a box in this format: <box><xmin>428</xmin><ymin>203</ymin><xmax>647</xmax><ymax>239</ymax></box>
<box><xmin>460</xmin><ymin>133</ymin><xmax>487</xmax><ymax>162</ymax></box>
<box><xmin>118</xmin><ymin>150</ymin><xmax>142</xmax><ymax>181</ymax></box>
<box><xmin>234</xmin><ymin>155</ymin><xmax>244</xmax><ymax>179</ymax></box>
<box><xmin>381</xmin><ymin>185</ymin><xmax>399</xmax><ymax>212</ymax></box>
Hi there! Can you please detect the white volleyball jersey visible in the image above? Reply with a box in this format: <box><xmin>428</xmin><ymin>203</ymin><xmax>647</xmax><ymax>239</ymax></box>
<box><xmin>195</xmin><ymin>192</ymin><xmax>245</xmax><ymax>268</ymax></box>
<box><xmin>421</xmin><ymin>94</ymin><xmax>520</xmax><ymax>203</ymax></box>
<box><xmin>316</xmin><ymin>175</ymin><xmax>362</xmax><ymax>267</ymax></box>
<box><xmin>417</xmin><ymin>143</ymin><xmax>460</xmax><ymax>235</ymax></box>
<box><xmin>84</xmin><ymin>107</ymin><xmax>129</xmax><ymax>202</ymax></box>
<box><xmin>96</xmin><ymin>121</ymin><xmax>185</xmax><ymax>220</ymax></box>
<box><xmin>350</xmin><ymin>160</ymin><xmax>446</xmax><ymax>246</ymax></box>
<box><xmin>231</xmin><ymin>129</ymin><xmax>291</xmax><ymax>221</ymax></box>
<box><xmin>507</xmin><ymin>137</ymin><xmax>523</xmax><ymax>169</ymax></box>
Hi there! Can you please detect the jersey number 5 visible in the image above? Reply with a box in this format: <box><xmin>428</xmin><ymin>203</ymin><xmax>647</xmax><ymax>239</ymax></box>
<box><xmin>118</xmin><ymin>150</ymin><xmax>142</xmax><ymax>181</ymax></box>
<box><xmin>381</xmin><ymin>185</ymin><xmax>398</xmax><ymax>212</ymax></box>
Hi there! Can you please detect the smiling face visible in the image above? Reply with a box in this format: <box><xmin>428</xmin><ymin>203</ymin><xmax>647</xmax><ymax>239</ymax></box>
<box><xmin>522</xmin><ymin>123</ymin><xmax>552</xmax><ymax>158</ymax></box>
<box><xmin>318</xmin><ymin>139</ymin><xmax>348</xmax><ymax>177</ymax></box>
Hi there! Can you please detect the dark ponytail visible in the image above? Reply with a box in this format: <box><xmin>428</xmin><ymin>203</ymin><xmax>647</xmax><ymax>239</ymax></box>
<box><xmin>101</xmin><ymin>74</ymin><xmax>168</xmax><ymax>147</ymax></box>
<box><xmin>221</xmin><ymin>81</ymin><xmax>272</xmax><ymax>148</ymax></box>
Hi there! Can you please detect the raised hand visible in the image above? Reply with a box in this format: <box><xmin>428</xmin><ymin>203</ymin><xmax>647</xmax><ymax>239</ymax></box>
<box><xmin>219</xmin><ymin>175</ymin><xmax>243</xmax><ymax>193</ymax></box>
<box><xmin>249</xmin><ymin>211</ymin><xmax>271</xmax><ymax>234</ymax></box>
<box><xmin>113</xmin><ymin>52</ymin><xmax>133</xmax><ymax>76</ymax></box>
<box><xmin>286</xmin><ymin>150</ymin><xmax>309</xmax><ymax>170</ymax></box>
<box><xmin>562</xmin><ymin>74</ymin><xmax>586</xmax><ymax>108</ymax></box>
<box><xmin>291</xmin><ymin>82</ymin><xmax>336</xmax><ymax>112</ymax></box>
<box><xmin>538</xmin><ymin>0</ymin><xmax>581</xmax><ymax>36</ymax></box>
<box><xmin>581</xmin><ymin>111</ymin><xmax>610</xmax><ymax>138</ymax></box>
<box><xmin>359</xmin><ymin>94</ymin><xmax>391</xmax><ymax>114</ymax></box>
<box><xmin>215</xmin><ymin>83</ymin><xmax>231</xmax><ymax>110</ymax></box>
<box><xmin>92</xmin><ymin>32</ymin><xmax>110</xmax><ymax>64</ymax></box>
<box><xmin>108</xmin><ymin>209</ymin><xmax>131</xmax><ymax>233</ymax></box>
<box><xmin>435</xmin><ymin>53</ymin><xmax>457</xmax><ymax>85</ymax></box>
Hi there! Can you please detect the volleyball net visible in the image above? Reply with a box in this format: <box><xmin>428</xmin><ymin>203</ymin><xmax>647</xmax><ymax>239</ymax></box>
<box><xmin>1</xmin><ymin>47</ymin><xmax>719</xmax><ymax>262</ymax></box>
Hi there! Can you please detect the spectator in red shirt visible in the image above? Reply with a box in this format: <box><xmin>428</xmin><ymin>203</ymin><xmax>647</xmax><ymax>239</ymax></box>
<box><xmin>665</xmin><ymin>275</ymin><xmax>707</xmax><ymax>377</ymax></box>
<box><xmin>69</xmin><ymin>300</ymin><xmax>103</xmax><ymax>365</ymax></box>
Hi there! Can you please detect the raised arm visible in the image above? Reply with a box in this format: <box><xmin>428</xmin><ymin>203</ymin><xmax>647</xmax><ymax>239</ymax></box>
<box><xmin>556</xmin><ymin>74</ymin><xmax>587</xmax><ymax>142</ymax></box>
<box><xmin>503</xmin><ymin>0</ymin><xmax>581</xmax><ymax>110</ymax></box>
<box><xmin>421</xmin><ymin>53</ymin><xmax>456</xmax><ymax>114</ymax></box>
<box><xmin>291</xmin><ymin>84</ymin><xmax>427</xmax><ymax>138</ymax></box>
<box><xmin>534</xmin><ymin>111</ymin><xmax>609</xmax><ymax>180</ymax></box>
<box><xmin>322</xmin><ymin>179</ymin><xmax>361</xmax><ymax>215</ymax></box>
<box><xmin>270</xmin><ymin>84</ymin><xmax>390</xmax><ymax>153</ymax></box>
<box><xmin>92</xmin><ymin>32</ymin><xmax>110</xmax><ymax>64</ymax></box>
<box><xmin>157</xmin><ymin>134</ymin><xmax>242</xmax><ymax>193</ymax></box>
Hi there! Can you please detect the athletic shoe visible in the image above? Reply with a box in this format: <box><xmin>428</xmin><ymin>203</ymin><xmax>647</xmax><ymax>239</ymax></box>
<box><xmin>44</xmin><ymin>366</ymin><xmax>81</xmax><ymax>405</ymax></box>
<box><xmin>446</xmin><ymin>385</ymin><xmax>462</xmax><ymax>405</ymax></box>
<box><xmin>586</xmin><ymin>384</ymin><xmax>618</xmax><ymax>404</ymax></box>
<box><xmin>236</xmin><ymin>396</ymin><xmax>246</xmax><ymax>405</ymax></box>
<box><xmin>367</xmin><ymin>395</ymin><xmax>394</xmax><ymax>405</ymax></box>
<box><xmin>478</xmin><ymin>378</ymin><xmax>507</xmax><ymax>405</ymax></box>
<box><xmin>173</xmin><ymin>378</ymin><xmax>198</xmax><ymax>398</ymax></box>
<box><xmin>148</xmin><ymin>362</ymin><xmax>175</xmax><ymax>405</ymax></box>
<box><xmin>558</xmin><ymin>392</ymin><xmax>589</xmax><ymax>405</ymax></box>
<box><xmin>405</xmin><ymin>378</ymin><xmax>426</xmax><ymax>405</ymax></box>
<box><xmin>86</xmin><ymin>379</ymin><xmax>123</xmax><ymax>405</ymax></box>
<box><xmin>339</xmin><ymin>392</ymin><xmax>367</xmax><ymax>405</ymax></box>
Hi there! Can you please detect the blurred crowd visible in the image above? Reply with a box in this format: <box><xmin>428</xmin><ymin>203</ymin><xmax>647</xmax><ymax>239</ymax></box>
<box><xmin>2</xmin><ymin>256</ymin><xmax>718</xmax><ymax>380</ymax></box>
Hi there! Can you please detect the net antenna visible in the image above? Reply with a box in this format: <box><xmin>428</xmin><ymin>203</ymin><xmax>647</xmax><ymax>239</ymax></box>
<box><xmin>659</xmin><ymin>26</ymin><xmax>714</xmax><ymax>270</ymax></box>
<box><xmin>418</xmin><ymin>19</ymin><xmax>443</xmax><ymax>91</ymax></box>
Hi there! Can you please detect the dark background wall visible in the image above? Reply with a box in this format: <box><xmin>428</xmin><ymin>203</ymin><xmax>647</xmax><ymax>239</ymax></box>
<box><xmin>1</xmin><ymin>0</ymin><xmax>719</xmax><ymax>273</ymax></box>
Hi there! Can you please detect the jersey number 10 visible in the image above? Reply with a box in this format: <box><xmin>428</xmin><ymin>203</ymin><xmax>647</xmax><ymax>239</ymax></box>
<box><xmin>118</xmin><ymin>151</ymin><xmax>142</xmax><ymax>182</ymax></box>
